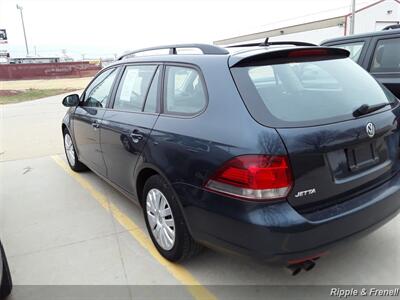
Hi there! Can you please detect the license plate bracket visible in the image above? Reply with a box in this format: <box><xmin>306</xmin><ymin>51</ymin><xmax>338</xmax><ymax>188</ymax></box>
<box><xmin>346</xmin><ymin>142</ymin><xmax>379</xmax><ymax>172</ymax></box>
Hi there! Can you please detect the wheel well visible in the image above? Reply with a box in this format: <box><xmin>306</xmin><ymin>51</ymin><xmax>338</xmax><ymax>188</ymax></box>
<box><xmin>136</xmin><ymin>168</ymin><xmax>158</xmax><ymax>206</ymax></box>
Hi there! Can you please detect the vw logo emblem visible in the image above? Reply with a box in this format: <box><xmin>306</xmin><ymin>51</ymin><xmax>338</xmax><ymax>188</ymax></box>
<box><xmin>366</xmin><ymin>122</ymin><xmax>375</xmax><ymax>138</ymax></box>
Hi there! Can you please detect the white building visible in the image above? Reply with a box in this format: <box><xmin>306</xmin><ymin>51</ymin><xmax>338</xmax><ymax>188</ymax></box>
<box><xmin>214</xmin><ymin>0</ymin><xmax>400</xmax><ymax>46</ymax></box>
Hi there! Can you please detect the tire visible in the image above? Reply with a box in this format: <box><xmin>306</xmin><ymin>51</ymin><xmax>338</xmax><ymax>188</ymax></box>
<box><xmin>142</xmin><ymin>175</ymin><xmax>203</xmax><ymax>262</ymax></box>
<box><xmin>0</xmin><ymin>242</ymin><xmax>12</xmax><ymax>299</ymax></box>
<box><xmin>63</xmin><ymin>129</ymin><xmax>88</xmax><ymax>172</ymax></box>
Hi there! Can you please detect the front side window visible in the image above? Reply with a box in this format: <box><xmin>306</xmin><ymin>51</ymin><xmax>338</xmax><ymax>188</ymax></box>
<box><xmin>164</xmin><ymin>66</ymin><xmax>206</xmax><ymax>115</ymax></box>
<box><xmin>114</xmin><ymin>65</ymin><xmax>157</xmax><ymax>112</ymax></box>
<box><xmin>370</xmin><ymin>38</ymin><xmax>400</xmax><ymax>73</ymax></box>
<box><xmin>333</xmin><ymin>42</ymin><xmax>365</xmax><ymax>62</ymax></box>
<box><xmin>83</xmin><ymin>68</ymin><xmax>117</xmax><ymax>108</ymax></box>
<box><xmin>143</xmin><ymin>67</ymin><xmax>160</xmax><ymax>113</ymax></box>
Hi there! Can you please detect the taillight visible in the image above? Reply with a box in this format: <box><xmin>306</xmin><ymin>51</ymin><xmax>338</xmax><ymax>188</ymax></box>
<box><xmin>205</xmin><ymin>155</ymin><xmax>293</xmax><ymax>201</ymax></box>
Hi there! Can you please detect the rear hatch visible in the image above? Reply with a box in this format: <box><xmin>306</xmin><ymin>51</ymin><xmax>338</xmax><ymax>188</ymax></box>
<box><xmin>230</xmin><ymin>47</ymin><xmax>400</xmax><ymax>212</ymax></box>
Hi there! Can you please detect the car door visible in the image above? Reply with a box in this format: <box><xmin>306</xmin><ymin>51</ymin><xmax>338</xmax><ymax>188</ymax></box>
<box><xmin>73</xmin><ymin>67</ymin><xmax>119</xmax><ymax>176</ymax></box>
<box><xmin>145</xmin><ymin>64</ymin><xmax>209</xmax><ymax>187</ymax></box>
<box><xmin>367</xmin><ymin>35</ymin><xmax>400</xmax><ymax>98</ymax></box>
<box><xmin>100</xmin><ymin>64</ymin><xmax>161</xmax><ymax>195</ymax></box>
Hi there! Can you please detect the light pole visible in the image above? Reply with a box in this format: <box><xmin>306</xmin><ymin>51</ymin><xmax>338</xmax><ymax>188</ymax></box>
<box><xmin>349</xmin><ymin>0</ymin><xmax>356</xmax><ymax>35</ymax></box>
<box><xmin>16</xmin><ymin>4</ymin><xmax>29</xmax><ymax>56</ymax></box>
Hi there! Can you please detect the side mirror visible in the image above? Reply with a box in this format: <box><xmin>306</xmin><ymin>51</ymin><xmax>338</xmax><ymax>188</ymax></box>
<box><xmin>62</xmin><ymin>94</ymin><xmax>80</xmax><ymax>107</ymax></box>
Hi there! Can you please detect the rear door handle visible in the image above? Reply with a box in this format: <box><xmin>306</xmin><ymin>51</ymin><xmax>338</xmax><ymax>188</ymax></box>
<box><xmin>130</xmin><ymin>132</ymin><xmax>143</xmax><ymax>143</ymax></box>
<box><xmin>91</xmin><ymin>120</ymin><xmax>100</xmax><ymax>129</ymax></box>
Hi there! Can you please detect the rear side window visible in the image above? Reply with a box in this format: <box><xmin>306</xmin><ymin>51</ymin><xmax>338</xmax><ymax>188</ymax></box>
<box><xmin>232</xmin><ymin>58</ymin><xmax>396</xmax><ymax>127</ymax></box>
<box><xmin>332</xmin><ymin>42</ymin><xmax>364</xmax><ymax>62</ymax></box>
<box><xmin>164</xmin><ymin>66</ymin><xmax>206</xmax><ymax>115</ymax></box>
<box><xmin>114</xmin><ymin>65</ymin><xmax>157</xmax><ymax>112</ymax></box>
<box><xmin>370</xmin><ymin>38</ymin><xmax>400</xmax><ymax>73</ymax></box>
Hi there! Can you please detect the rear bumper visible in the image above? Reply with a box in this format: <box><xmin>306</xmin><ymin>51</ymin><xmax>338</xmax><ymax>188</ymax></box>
<box><xmin>173</xmin><ymin>172</ymin><xmax>400</xmax><ymax>263</ymax></box>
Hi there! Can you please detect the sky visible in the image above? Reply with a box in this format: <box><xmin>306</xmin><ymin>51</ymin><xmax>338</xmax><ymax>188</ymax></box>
<box><xmin>0</xmin><ymin>0</ymin><xmax>377</xmax><ymax>59</ymax></box>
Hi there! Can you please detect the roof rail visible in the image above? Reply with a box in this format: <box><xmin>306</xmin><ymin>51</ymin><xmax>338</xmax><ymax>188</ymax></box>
<box><xmin>382</xmin><ymin>24</ymin><xmax>400</xmax><ymax>30</ymax></box>
<box><xmin>227</xmin><ymin>38</ymin><xmax>316</xmax><ymax>48</ymax></box>
<box><xmin>118</xmin><ymin>43</ymin><xmax>229</xmax><ymax>60</ymax></box>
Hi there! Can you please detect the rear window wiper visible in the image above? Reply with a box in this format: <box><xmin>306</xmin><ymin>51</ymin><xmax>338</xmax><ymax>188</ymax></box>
<box><xmin>352</xmin><ymin>102</ymin><xmax>392</xmax><ymax>117</ymax></box>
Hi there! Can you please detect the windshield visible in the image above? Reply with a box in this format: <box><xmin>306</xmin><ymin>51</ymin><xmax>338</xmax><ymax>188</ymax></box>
<box><xmin>231</xmin><ymin>58</ymin><xmax>397</xmax><ymax>127</ymax></box>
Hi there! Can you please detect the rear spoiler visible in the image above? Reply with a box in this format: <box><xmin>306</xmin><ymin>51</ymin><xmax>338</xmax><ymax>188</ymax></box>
<box><xmin>229</xmin><ymin>47</ymin><xmax>350</xmax><ymax>67</ymax></box>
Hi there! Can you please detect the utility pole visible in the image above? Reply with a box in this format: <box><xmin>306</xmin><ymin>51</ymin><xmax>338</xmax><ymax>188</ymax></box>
<box><xmin>16</xmin><ymin>4</ymin><xmax>29</xmax><ymax>56</ymax></box>
<box><xmin>349</xmin><ymin>0</ymin><xmax>356</xmax><ymax>35</ymax></box>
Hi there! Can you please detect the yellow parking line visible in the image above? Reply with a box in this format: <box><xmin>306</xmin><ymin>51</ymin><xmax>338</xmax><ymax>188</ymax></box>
<box><xmin>51</xmin><ymin>155</ymin><xmax>217</xmax><ymax>300</ymax></box>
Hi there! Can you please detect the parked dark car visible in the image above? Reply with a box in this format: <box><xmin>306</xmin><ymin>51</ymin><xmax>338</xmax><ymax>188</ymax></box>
<box><xmin>61</xmin><ymin>42</ymin><xmax>400</xmax><ymax>269</ymax></box>
<box><xmin>0</xmin><ymin>240</ymin><xmax>12</xmax><ymax>298</ymax></box>
<box><xmin>321</xmin><ymin>28</ymin><xmax>400</xmax><ymax>98</ymax></box>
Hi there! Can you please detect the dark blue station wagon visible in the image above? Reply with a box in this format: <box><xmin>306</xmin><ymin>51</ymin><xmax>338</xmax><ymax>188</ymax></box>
<box><xmin>61</xmin><ymin>42</ymin><xmax>400</xmax><ymax>271</ymax></box>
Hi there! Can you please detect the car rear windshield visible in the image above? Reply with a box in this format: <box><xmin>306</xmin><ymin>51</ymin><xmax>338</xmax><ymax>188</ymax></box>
<box><xmin>231</xmin><ymin>57</ymin><xmax>397</xmax><ymax>127</ymax></box>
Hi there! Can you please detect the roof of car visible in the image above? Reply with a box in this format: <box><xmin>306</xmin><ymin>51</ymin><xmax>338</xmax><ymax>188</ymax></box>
<box><xmin>105</xmin><ymin>42</ymin><xmax>347</xmax><ymax>69</ymax></box>
<box><xmin>321</xmin><ymin>28</ymin><xmax>400</xmax><ymax>45</ymax></box>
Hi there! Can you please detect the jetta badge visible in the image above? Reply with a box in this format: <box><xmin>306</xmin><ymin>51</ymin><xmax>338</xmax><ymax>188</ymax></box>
<box><xmin>294</xmin><ymin>188</ymin><xmax>316</xmax><ymax>198</ymax></box>
<box><xmin>366</xmin><ymin>122</ymin><xmax>375</xmax><ymax>138</ymax></box>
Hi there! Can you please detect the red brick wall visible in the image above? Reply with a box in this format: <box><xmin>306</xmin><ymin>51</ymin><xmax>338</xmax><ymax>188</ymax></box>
<box><xmin>0</xmin><ymin>62</ymin><xmax>102</xmax><ymax>80</ymax></box>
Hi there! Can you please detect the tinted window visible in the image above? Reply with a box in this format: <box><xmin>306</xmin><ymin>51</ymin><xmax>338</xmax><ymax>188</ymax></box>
<box><xmin>144</xmin><ymin>67</ymin><xmax>160</xmax><ymax>113</ymax></box>
<box><xmin>164</xmin><ymin>66</ymin><xmax>206</xmax><ymax>114</ymax></box>
<box><xmin>333</xmin><ymin>42</ymin><xmax>364</xmax><ymax>62</ymax></box>
<box><xmin>370</xmin><ymin>38</ymin><xmax>400</xmax><ymax>73</ymax></box>
<box><xmin>114</xmin><ymin>65</ymin><xmax>157</xmax><ymax>112</ymax></box>
<box><xmin>83</xmin><ymin>68</ymin><xmax>117</xmax><ymax>107</ymax></box>
<box><xmin>232</xmin><ymin>58</ymin><xmax>396</xmax><ymax>126</ymax></box>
